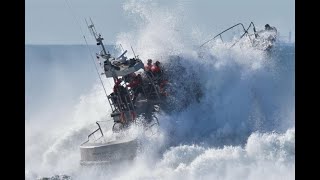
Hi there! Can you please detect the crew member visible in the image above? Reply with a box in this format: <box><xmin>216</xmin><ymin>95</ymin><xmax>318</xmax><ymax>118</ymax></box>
<box><xmin>127</xmin><ymin>74</ymin><xmax>143</xmax><ymax>103</ymax></box>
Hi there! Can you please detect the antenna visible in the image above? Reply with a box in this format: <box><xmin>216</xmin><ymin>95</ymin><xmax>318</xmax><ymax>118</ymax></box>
<box><xmin>117</xmin><ymin>50</ymin><xmax>128</xmax><ymax>59</ymax></box>
<box><xmin>130</xmin><ymin>45</ymin><xmax>137</xmax><ymax>59</ymax></box>
<box><xmin>86</xmin><ymin>18</ymin><xmax>110</xmax><ymax>60</ymax></box>
<box><xmin>119</xmin><ymin>44</ymin><xmax>125</xmax><ymax>52</ymax></box>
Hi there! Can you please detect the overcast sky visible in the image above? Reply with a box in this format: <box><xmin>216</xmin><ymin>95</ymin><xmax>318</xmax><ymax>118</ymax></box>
<box><xmin>26</xmin><ymin>0</ymin><xmax>295</xmax><ymax>44</ymax></box>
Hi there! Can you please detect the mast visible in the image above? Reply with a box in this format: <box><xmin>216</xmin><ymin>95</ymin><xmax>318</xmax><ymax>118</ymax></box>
<box><xmin>85</xmin><ymin>18</ymin><xmax>144</xmax><ymax>79</ymax></box>
<box><xmin>86</xmin><ymin>18</ymin><xmax>111</xmax><ymax>66</ymax></box>
<box><xmin>86</xmin><ymin>18</ymin><xmax>120</xmax><ymax>79</ymax></box>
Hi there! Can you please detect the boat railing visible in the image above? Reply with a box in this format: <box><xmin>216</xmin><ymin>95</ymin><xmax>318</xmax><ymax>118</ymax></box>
<box><xmin>81</xmin><ymin>121</ymin><xmax>108</xmax><ymax>145</ymax></box>
<box><xmin>230</xmin><ymin>22</ymin><xmax>257</xmax><ymax>48</ymax></box>
<box><xmin>200</xmin><ymin>22</ymin><xmax>257</xmax><ymax>49</ymax></box>
<box><xmin>144</xmin><ymin>72</ymin><xmax>161</xmax><ymax>101</ymax></box>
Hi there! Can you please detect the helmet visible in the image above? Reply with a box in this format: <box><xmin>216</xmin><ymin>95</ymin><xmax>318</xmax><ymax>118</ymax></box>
<box><xmin>155</xmin><ymin>61</ymin><xmax>160</xmax><ymax>66</ymax></box>
<box><xmin>147</xmin><ymin>59</ymin><xmax>152</xmax><ymax>63</ymax></box>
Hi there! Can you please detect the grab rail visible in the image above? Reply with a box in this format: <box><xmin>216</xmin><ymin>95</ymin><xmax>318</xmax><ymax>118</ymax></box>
<box><xmin>200</xmin><ymin>23</ymin><xmax>248</xmax><ymax>48</ymax></box>
<box><xmin>230</xmin><ymin>22</ymin><xmax>256</xmax><ymax>48</ymax></box>
<box><xmin>80</xmin><ymin>121</ymin><xmax>104</xmax><ymax>145</ymax></box>
<box><xmin>200</xmin><ymin>22</ymin><xmax>258</xmax><ymax>49</ymax></box>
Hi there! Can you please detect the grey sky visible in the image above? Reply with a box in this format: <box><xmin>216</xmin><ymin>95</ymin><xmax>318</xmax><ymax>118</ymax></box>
<box><xmin>26</xmin><ymin>0</ymin><xmax>294</xmax><ymax>44</ymax></box>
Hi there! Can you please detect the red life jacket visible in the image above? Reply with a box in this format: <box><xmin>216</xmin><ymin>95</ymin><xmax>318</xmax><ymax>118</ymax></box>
<box><xmin>144</xmin><ymin>64</ymin><xmax>152</xmax><ymax>71</ymax></box>
<box><xmin>113</xmin><ymin>84</ymin><xmax>119</xmax><ymax>93</ymax></box>
<box><xmin>128</xmin><ymin>76</ymin><xmax>141</xmax><ymax>88</ymax></box>
<box><xmin>113</xmin><ymin>79</ymin><xmax>122</xmax><ymax>92</ymax></box>
<box><xmin>151</xmin><ymin>65</ymin><xmax>160</xmax><ymax>73</ymax></box>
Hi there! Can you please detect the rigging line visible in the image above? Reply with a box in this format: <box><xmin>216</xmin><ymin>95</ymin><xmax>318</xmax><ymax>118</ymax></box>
<box><xmin>84</xmin><ymin>36</ymin><xmax>109</xmax><ymax>99</ymax></box>
<box><xmin>64</xmin><ymin>0</ymin><xmax>109</xmax><ymax>99</ymax></box>
<box><xmin>64</xmin><ymin>0</ymin><xmax>86</xmax><ymax>36</ymax></box>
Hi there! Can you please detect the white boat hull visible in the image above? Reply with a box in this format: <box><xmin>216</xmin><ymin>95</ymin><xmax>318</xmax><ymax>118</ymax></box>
<box><xmin>80</xmin><ymin>137</ymin><xmax>138</xmax><ymax>165</ymax></box>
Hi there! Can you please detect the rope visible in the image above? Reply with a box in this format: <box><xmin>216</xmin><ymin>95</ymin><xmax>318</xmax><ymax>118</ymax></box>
<box><xmin>64</xmin><ymin>0</ymin><xmax>85</xmax><ymax>36</ymax></box>
<box><xmin>83</xmin><ymin>36</ymin><xmax>109</xmax><ymax>99</ymax></box>
<box><xmin>64</xmin><ymin>0</ymin><xmax>109</xmax><ymax>100</ymax></box>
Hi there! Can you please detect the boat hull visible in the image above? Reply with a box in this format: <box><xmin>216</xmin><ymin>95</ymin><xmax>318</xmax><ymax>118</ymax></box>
<box><xmin>80</xmin><ymin>138</ymin><xmax>138</xmax><ymax>165</ymax></box>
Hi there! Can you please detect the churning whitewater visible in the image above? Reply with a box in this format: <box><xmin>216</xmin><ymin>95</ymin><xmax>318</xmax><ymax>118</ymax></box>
<box><xmin>25</xmin><ymin>0</ymin><xmax>294</xmax><ymax>179</ymax></box>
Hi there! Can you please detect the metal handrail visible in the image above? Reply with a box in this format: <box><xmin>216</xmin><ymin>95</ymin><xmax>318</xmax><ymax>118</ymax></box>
<box><xmin>200</xmin><ymin>23</ymin><xmax>248</xmax><ymax>48</ymax></box>
<box><xmin>200</xmin><ymin>22</ymin><xmax>259</xmax><ymax>49</ymax></box>
<box><xmin>96</xmin><ymin>121</ymin><xmax>104</xmax><ymax>136</ymax></box>
<box><xmin>81</xmin><ymin>122</ymin><xmax>104</xmax><ymax>145</ymax></box>
<box><xmin>230</xmin><ymin>22</ymin><xmax>256</xmax><ymax>48</ymax></box>
<box><xmin>145</xmin><ymin>72</ymin><xmax>161</xmax><ymax>100</ymax></box>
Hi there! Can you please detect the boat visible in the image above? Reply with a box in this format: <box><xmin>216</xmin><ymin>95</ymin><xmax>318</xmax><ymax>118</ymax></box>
<box><xmin>200</xmin><ymin>22</ymin><xmax>278</xmax><ymax>51</ymax></box>
<box><xmin>80</xmin><ymin>19</ymin><xmax>164</xmax><ymax>165</ymax></box>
